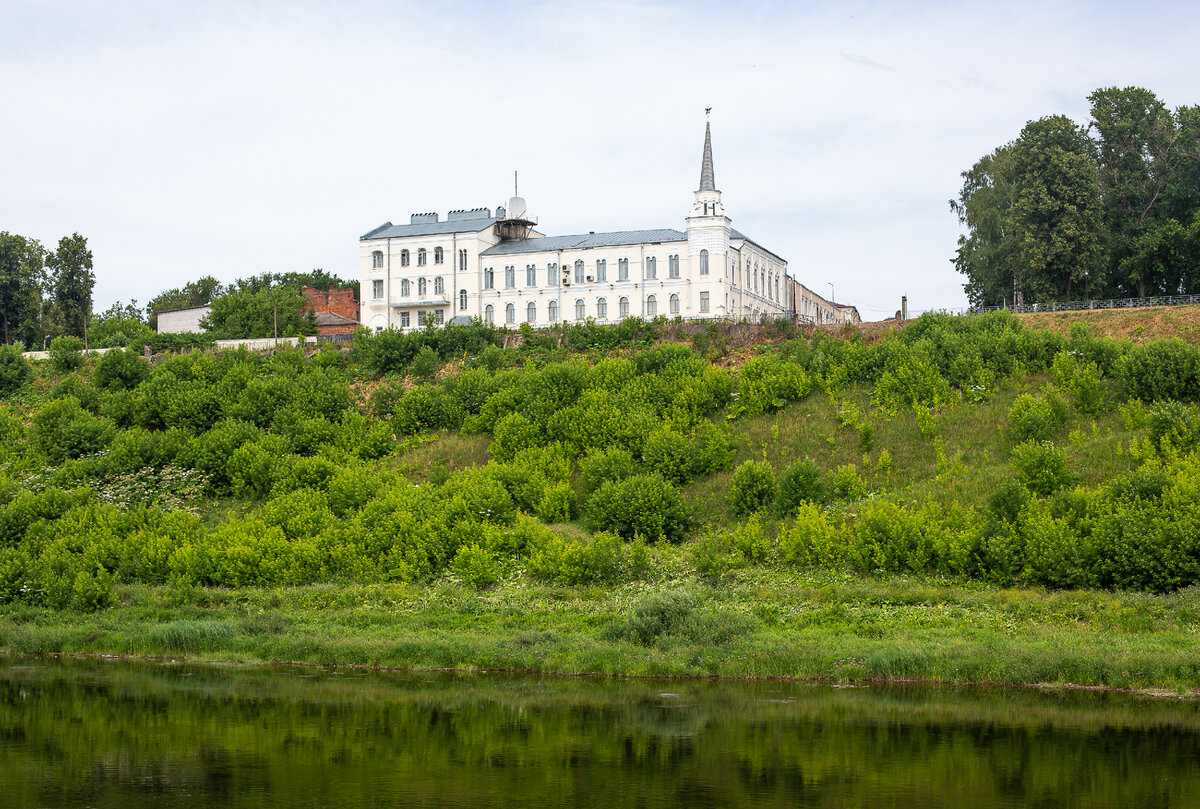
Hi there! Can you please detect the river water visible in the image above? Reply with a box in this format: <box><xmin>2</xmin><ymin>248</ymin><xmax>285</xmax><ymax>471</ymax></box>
<box><xmin>2</xmin><ymin>657</ymin><xmax>1199</xmax><ymax>808</ymax></box>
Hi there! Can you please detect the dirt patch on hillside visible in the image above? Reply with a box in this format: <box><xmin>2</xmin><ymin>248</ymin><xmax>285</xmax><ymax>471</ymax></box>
<box><xmin>1017</xmin><ymin>305</ymin><xmax>1200</xmax><ymax>345</ymax></box>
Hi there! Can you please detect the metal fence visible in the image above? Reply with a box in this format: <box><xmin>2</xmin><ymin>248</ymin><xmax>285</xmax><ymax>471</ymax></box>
<box><xmin>971</xmin><ymin>294</ymin><xmax>1200</xmax><ymax>315</ymax></box>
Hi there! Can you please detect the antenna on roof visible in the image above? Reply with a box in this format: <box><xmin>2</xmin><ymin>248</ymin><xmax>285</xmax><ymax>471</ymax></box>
<box><xmin>514</xmin><ymin>170</ymin><xmax>518</xmax><ymax>197</ymax></box>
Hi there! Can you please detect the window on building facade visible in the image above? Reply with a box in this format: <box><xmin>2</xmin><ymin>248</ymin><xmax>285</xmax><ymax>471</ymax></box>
<box><xmin>776</xmin><ymin>277</ymin><xmax>780</xmax><ymax>301</ymax></box>
<box><xmin>597</xmin><ymin>297</ymin><xmax>607</xmax><ymax>319</ymax></box>
<box><xmin>459</xmin><ymin>289</ymin><xmax>467</xmax><ymax>310</ymax></box>
<box><xmin>459</xmin><ymin>249</ymin><xmax>468</xmax><ymax>272</ymax></box>
<box><xmin>646</xmin><ymin>256</ymin><xmax>656</xmax><ymax>279</ymax></box>
<box><xmin>619</xmin><ymin>296</ymin><xmax>629</xmax><ymax>318</ymax></box>
<box><xmin>418</xmin><ymin>278</ymin><xmax>427</xmax><ymax>297</ymax></box>
<box><xmin>371</xmin><ymin>250</ymin><xmax>384</xmax><ymax>269</ymax></box>
<box><xmin>526</xmin><ymin>265</ymin><xmax>536</xmax><ymax>287</ymax></box>
<box><xmin>417</xmin><ymin>248</ymin><xmax>427</xmax><ymax>266</ymax></box>
<box><xmin>434</xmin><ymin>277</ymin><xmax>444</xmax><ymax>296</ymax></box>
<box><xmin>417</xmin><ymin>310</ymin><xmax>427</xmax><ymax>326</ymax></box>
<box><xmin>548</xmin><ymin>300</ymin><xmax>559</xmax><ymax>322</ymax></box>
<box><xmin>669</xmin><ymin>293</ymin><xmax>680</xmax><ymax>315</ymax></box>
<box><xmin>505</xmin><ymin>266</ymin><xmax>515</xmax><ymax>288</ymax></box>
<box><xmin>618</xmin><ymin>258</ymin><xmax>629</xmax><ymax>280</ymax></box>
<box><xmin>436</xmin><ymin>309</ymin><xmax>444</xmax><ymax>324</ymax></box>
<box><xmin>669</xmin><ymin>255</ymin><xmax>680</xmax><ymax>278</ymax></box>
<box><xmin>485</xmin><ymin>304</ymin><xmax>494</xmax><ymax>324</ymax></box>
<box><xmin>506</xmin><ymin>303</ymin><xmax>515</xmax><ymax>324</ymax></box>
<box><xmin>400</xmin><ymin>311</ymin><xmax>410</xmax><ymax>328</ymax></box>
<box><xmin>484</xmin><ymin>268</ymin><xmax>494</xmax><ymax>289</ymax></box>
<box><xmin>646</xmin><ymin>295</ymin><xmax>657</xmax><ymax>317</ymax></box>
<box><xmin>700</xmin><ymin>291</ymin><xmax>710</xmax><ymax>313</ymax></box>
<box><xmin>699</xmin><ymin>249</ymin><xmax>709</xmax><ymax>275</ymax></box>
<box><xmin>575</xmin><ymin>298</ymin><xmax>585</xmax><ymax>321</ymax></box>
<box><xmin>574</xmin><ymin>260</ymin><xmax>584</xmax><ymax>284</ymax></box>
<box><xmin>400</xmin><ymin>250</ymin><xmax>410</xmax><ymax>267</ymax></box>
<box><xmin>527</xmin><ymin>301</ymin><xmax>536</xmax><ymax>323</ymax></box>
<box><xmin>548</xmin><ymin>263</ymin><xmax>558</xmax><ymax>286</ymax></box>
<box><xmin>596</xmin><ymin>259</ymin><xmax>606</xmax><ymax>282</ymax></box>
<box><xmin>401</xmin><ymin>279</ymin><xmax>410</xmax><ymax>297</ymax></box>
<box><xmin>372</xmin><ymin>279</ymin><xmax>383</xmax><ymax>300</ymax></box>
<box><xmin>434</xmin><ymin>247</ymin><xmax>443</xmax><ymax>265</ymax></box>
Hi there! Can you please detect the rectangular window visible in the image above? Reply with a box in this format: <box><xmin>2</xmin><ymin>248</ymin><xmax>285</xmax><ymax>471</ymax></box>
<box><xmin>400</xmin><ymin>311</ymin><xmax>410</xmax><ymax>328</ymax></box>
<box><xmin>548</xmin><ymin>263</ymin><xmax>558</xmax><ymax>286</ymax></box>
<box><xmin>417</xmin><ymin>310</ymin><xmax>427</xmax><ymax>326</ymax></box>
<box><xmin>700</xmin><ymin>291</ymin><xmax>710</xmax><ymax>313</ymax></box>
<box><xmin>596</xmin><ymin>259</ymin><xmax>606</xmax><ymax>282</ymax></box>
<box><xmin>618</xmin><ymin>258</ymin><xmax>629</xmax><ymax>281</ymax></box>
<box><xmin>484</xmin><ymin>268</ymin><xmax>494</xmax><ymax>290</ymax></box>
<box><xmin>372</xmin><ymin>279</ymin><xmax>383</xmax><ymax>300</ymax></box>
<box><xmin>505</xmin><ymin>266</ymin><xmax>515</xmax><ymax>288</ymax></box>
<box><xmin>645</xmin><ymin>257</ymin><xmax>656</xmax><ymax>279</ymax></box>
<box><xmin>436</xmin><ymin>309</ymin><xmax>445</xmax><ymax>325</ymax></box>
<box><xmin>669</xmin><ymin>255</ymin><xmax>680</xmax><ymax>278</ymax></box>
<box><xmin>526</xmin><ymin>265</ymin><xmax>536</xmax><ymax>287</ymax></box>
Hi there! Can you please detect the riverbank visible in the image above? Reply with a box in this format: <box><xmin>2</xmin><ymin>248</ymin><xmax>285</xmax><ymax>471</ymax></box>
<box><xmin>4</xmin><ymin>569</ymin><xmax>1199</xmax><ymax>693</ymax></box>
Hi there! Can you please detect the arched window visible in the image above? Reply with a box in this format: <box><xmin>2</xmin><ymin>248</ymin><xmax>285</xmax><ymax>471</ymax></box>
<box><xmin>597</xmin><ymin>297</ymin><xmax>607</xmax><ymax>319</ymax></box>
<box><xmin>371</xmin><ymin>250</ymin><xmax>384</xmax><ymax>269</ymax></box>
<box><xmin>459</xmin><ymin>249</ymin><xmax>467</xmax><ymax>272</ymax></box>
<box><xmin>434</xmin><ymin>277</ymin><xmax>444</xmax><ymax>295</ymax></box>
<box><xmin>527</xmin><ymin>301</ymin><xmax>536</xmax><ymax>323</ymax></box>
<box><xmin>646</xmin><ymin>295</ymin><xmax>657</xmax><ymax>317</ymax></box>
<box><xmin>619</xmin><ymin>296</ymin><xmax>629</xmax><ymax>318</ymax></box>
<box><xmin>645</xmin><ymin>256</ymin><xmax>656</xmax><ymax>279</ymax></box>
<box><xmin>434</xmin><ymin>247</ymin><xmax>443</xmax><ymax>265</ymax></box>
<box><xmin>669</xmin><ymin>255</ymin><xmax>680</xmax><ymax>278</ymax></box>
<box><xmin>699</xmin><ymin>249</ymin><xmax>709</xmax><ymax>276</ymax></box>
<box><xmin>417</xmin><ymin>248</ymin><xmax>427</xmax><ymax>266</ymax></box>
<box><xmin>484</xmin><ymin>268</ymin><xmax>494</xmax><ymax>289</ymax></box>
<box><xmin>618</xmin><ymin>258</ymin><xmax>629</xmax><ymax>281</ymax></box>
<box><xmin>400</xmin><ymin>249</ymin><xmax>410</xmax><ymax>267</ymax></box>
<box><xmin>669</xmin><ymin>293</ymin><xmax>680</xmax><ymax>316</ymax></box>
<box><xmin>596</xmin><ymin>259</ymin><xmax>606</xmax><ymax>282</ymax></box>
<box><xmin>400</xmin><ymin>278</ymin><xmax>410</xmax><ymax>296</ymax></box>
<box><xmin>484</xmin><ymin>304</ymin><xmax>494</xmax><ymax>324</ymax></box>
<box><xmin>459</xmin><ymin>289</ymin><xmax>467</xmax><ymax>310</ymax></box>
<box><xmin>575</xmin><ymin>298</ymin><xmax>585</xmax><ymax>320</ymax></box>
<box><xmin>526</xmin><ymin>264</ymin><xmax>536</xmax><ymax>287</ymax></box>
<box><xmin>548</xmin><ymin>262</ymin><xmax>559</xmax><ymax>287</ymax></box>
<box><xmin>418</xmin><ymin>278</ymin><xmax>427</xmax><ymax>297</ymax></box>
<box><xmin>505</xmin><ymin>266</ymin><xmax>515</xmax><ymax>288</ymax></box>
<box><xmin>548</xmin><ymin>300</ymin><xmax>559</xmax><ymax>322</ymax></box>
<box><xmin>574</xmin><ymin>260</ymin><xmax>585</xmax><ymax>284</ymax></box>
<box><xmin>505</xmin><ymin>303</ymin><xmax>515</xmax><ymax>324</ymax></box>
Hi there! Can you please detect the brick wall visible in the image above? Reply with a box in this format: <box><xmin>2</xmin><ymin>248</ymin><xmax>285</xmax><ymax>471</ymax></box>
<box><xmin>302</xmin><ymin>286</ymin><xmax>360</xmax><ymax>322</ymax></box>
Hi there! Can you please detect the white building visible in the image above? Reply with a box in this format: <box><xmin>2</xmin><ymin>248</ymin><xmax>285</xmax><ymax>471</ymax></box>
<box><xmin>358</xmin><ymin>121</ymin><xmax>792</xmax><ymax>331</ymax></box>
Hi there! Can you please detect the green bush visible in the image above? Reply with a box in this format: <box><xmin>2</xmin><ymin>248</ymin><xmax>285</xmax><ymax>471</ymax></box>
<box><xmin>604</xmin><ymin>588</ymin><xmax>753</xmax><ymax>647</ymax></box>
<box><xmin>729</xmin><ymin>460</ymin><xmax>776</xmax><ymax>516</ymax></box>
<box><xmin>48</xmin><ymin>336</ymin><xmax>85</xmax><ymax>373</ymax></box>
<box><xmin>1010</xmin><ymin>441</ymin><xmax>1073</xmax><ymax>496</ymax></box>
<box><xmin>450</xmin><ymin>543</ymin><xmax>504</xmax><ymax>589</ymax></box>
<box><xmin>775</xmin><ymin>459</ymin><xmax>825</xmax><ymax>514</ymax></box>
<box><xmin>1120</xmin><ymin>339</ymin><xmax>1200</xmax><ymax>402</ymax></box>
<box><xmin>1007</xmin><ymin>393</ymin><xmax>1064</xmax><ymax>443</ymax></box>
<box><xmin>526</xmin><ymin>531</ymin><xmax>630</xmax><ymax>585</ymax></box>
<box><xmin>94</xmin><ymin>348</ymin><xmax>150</xmax><ymax>390</ymax></box>
<box><xmin>777</xmin><ymin>504</ymin><xmax>842</xmax><ymax>568</ymax></box>
<box><xmin>0</xmin><ymin>345</ymin><xmax>32</xmax><ymax>396</ymax></box>
<box><xmin>579</xmin><ymin>447</ymin><xmax>639</xmax><ymax>497</ymax></box>
<box><xmin>585</xmin><ymin>473</ymin><xmax>695</xmax><ymax>542</ymax></box>
<box><xmin>409</xmin><ymin>345</ymin><xmax>442</xmax><ymax>381</ymax></box>
<box><xmin>1147</xmin><ymin>400</ymin><xmax>1195</xmax><ymax>453</ymax></box>
<box><xmin>830</xmin><ymin>464</ymin><xmax>867</xmax><ymax>501</ymax></box>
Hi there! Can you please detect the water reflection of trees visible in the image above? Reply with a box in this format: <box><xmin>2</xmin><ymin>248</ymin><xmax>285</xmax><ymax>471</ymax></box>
<box><xmin>2</xmin><ymin>661</ymin><xmax>1199</xmax><ymax>808</ymax></box>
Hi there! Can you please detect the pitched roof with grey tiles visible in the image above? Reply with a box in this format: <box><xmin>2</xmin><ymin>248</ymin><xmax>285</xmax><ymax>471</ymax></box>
<box><xmin>480</xmin><ymin>228</ymin><xmax>687</xmax><ymax>257</ymax></box>
<box><xmin>361</xmin><ymin>215</ymin><xmax>498</xmax><ymax>240</ymax></box>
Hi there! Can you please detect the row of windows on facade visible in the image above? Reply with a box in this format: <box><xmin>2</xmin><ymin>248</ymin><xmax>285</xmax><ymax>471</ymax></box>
<box><xmin>370</xmin><ymin>248</ymin><xmax>468</xmax><ymax>270</ymax></box>
<box><xmin>393</xmin><ymin>309</ymin><xmax>446</xmax><ymax>329</ymax></box>
<box><xmin>479</xmin><ymin>292</ymin><xmax>710</xmax><ymax>325</ymax></box>
<box><xmin>371</xmin><ymin>249</ymin><xmax>782</xmax><ymax>302</ymax></box>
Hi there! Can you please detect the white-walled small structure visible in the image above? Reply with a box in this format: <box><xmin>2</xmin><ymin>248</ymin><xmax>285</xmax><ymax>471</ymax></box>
<box><xmin>358</xmin><ymin>119</ymin><xmax>792</xmax><ymax>332</ymax></box>
<box><xmin>156</xmin><ymin>305</ymin><xmax>211</xmax><ymax>333</ymax></box>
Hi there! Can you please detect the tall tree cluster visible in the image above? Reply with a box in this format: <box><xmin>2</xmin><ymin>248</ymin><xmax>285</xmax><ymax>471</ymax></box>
<box><xmin>953</xmin><ymin>87</ymin><xmax>1200</xmax><ymax>307</ymax></box>
<box><xmin>0</xmin><ymin>232</ymin><xmax>95</xmax><ymax>347</ymax></box>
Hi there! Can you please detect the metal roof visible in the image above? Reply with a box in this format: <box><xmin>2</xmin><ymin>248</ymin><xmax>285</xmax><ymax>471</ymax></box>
<box><xmin>314</xmin><ymin>311</ymin><xmax>358</xmax><ymax>327</ymax></box>
<box><xmin>361</xmin><ymin>216</ymin><xmax>497</xmax><ymax>241</ymax></box>
<box><xmin>480</xmin><ymin>228</ymin><xmax>686</xmax><ymax>257</ymax></box>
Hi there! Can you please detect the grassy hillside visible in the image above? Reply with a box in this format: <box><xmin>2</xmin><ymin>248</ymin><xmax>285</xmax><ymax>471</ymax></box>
<box><xmin>3</xmin><ymin>312</ymin><xmax>1200</xmax><ymax>690</ymax></box>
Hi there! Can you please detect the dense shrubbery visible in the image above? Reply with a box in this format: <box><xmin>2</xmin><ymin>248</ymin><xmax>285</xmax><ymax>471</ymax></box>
<box><xmin>9</xmin><ymin>310</ymin><xmax>1200</xmax><ymax>610</ymax></box>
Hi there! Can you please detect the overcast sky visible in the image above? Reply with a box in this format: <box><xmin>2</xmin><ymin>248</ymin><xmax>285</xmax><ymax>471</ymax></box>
<box><xmin>4</xmin><ymin>0</ymin><xmax>1199</xmax><ymax>321</ymax></box>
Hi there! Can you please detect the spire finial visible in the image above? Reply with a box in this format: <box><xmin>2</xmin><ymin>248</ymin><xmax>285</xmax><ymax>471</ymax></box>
<box><xmin>699</xmin><ymin>112</ymin><xmax>715</xmax><ymax>192</ymax></box>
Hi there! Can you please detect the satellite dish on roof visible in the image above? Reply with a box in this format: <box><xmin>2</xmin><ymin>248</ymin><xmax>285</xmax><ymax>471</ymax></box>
<box><xmin>506</xmin><ymin>196</ymin><xmax>527</xmax><ymax>220</ymax></box>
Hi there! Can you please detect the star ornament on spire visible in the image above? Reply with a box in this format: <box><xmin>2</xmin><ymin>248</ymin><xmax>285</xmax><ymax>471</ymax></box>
<box><xmin>705</xmin><ymin>107</ymin><xmax>712</xmax><ymax>117</ymax></box>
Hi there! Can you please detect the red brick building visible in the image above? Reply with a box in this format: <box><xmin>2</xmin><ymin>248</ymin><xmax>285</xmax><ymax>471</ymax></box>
<box><xmin>303</xmin><ymin>286</ymin><xmax>360</xmax><ymax>336</ymax></box>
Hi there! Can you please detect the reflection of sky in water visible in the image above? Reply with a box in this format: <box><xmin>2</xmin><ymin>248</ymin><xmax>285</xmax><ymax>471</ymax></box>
<box><xmin>3</xmin><ymin>658</ymin><xmax>1200</xmax><ymax>808</ymax></box>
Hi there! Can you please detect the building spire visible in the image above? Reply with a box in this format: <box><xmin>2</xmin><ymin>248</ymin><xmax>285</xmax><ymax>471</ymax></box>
<box><xmin>699</xmin><ymin>111</ymin><xmax>715</xmax><ymax>192</ymax></box>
